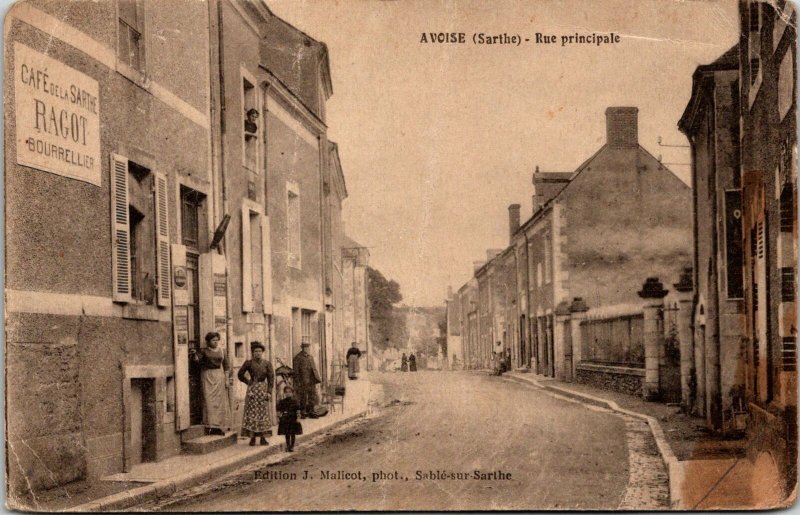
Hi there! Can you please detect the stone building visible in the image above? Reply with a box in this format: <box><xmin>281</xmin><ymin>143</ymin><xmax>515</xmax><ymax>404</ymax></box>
<box><xmin>678</xmin><ymin>45</ymin><xmax>746</xmax><ymax>428</ymax></box>
<box><xmin>738</xmin><ymin>0</ymin><xmax>797</xmax><ymax>494</ymax></box>
<box><xmin>5</xmin><ymin>0</ymin><xmax>215</xmax><ymax>491</ymax></box>
<box><xmin>5</xmin><ymin>0</ymin><xmax>362</xmax><ymax>497</ymax></box>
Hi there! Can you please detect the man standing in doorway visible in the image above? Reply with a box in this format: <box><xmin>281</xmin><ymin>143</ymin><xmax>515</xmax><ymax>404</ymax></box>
<box><xmin>293</xmin><ymin>342</ymin><xmax>321</xmax><ymax>418</ymax></box>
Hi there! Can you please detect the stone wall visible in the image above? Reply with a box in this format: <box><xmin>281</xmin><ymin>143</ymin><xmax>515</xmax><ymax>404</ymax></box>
<box><xmin>575</xmin><ymin>363</ymin><xmax>644</xmax><ymax>397</ymax></box>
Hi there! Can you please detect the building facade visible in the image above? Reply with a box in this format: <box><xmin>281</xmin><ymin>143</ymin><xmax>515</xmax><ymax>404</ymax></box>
<box><xmin>738</xmin><ymin>0</ymin><xmax>797</xmax><ymax>494</ymax></box>
<box><xmin>679</xmin><ymin>45</ymin><xmax>746</xmax><ymax>429</ymax></box>
<box><xmin>5</xmin><ymin>0</ymin><xmax>366</xmax><ymax>497</ymax></box>
<box><xmin>6</xmin><ymin>0</ymin><xmax>215</xmax><ymax>491</ymax></box>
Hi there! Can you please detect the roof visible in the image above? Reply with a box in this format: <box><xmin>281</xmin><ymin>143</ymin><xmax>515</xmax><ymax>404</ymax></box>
<box><xmin>678</xmin><ymin>44</ymin><xmax>739</xmax><ymax>135</ymax></box>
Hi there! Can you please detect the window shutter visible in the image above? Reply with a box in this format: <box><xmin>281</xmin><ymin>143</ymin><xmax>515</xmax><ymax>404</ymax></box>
<box><xmin>261</xmin><ymin>214</ymin><xmax>272</xmax><ymax>314</ymax></box>
<box><xmin>110</xmin><ymin>153</ymin><xmax>132</xmax><ymax>302</ymax></box>
<box><xmin>241</xmin><ymin>204</ymin><xmax>253</xmax><ymax>313</ymax></box>
<box><xmin>154</xmin><ymin>172</ymin><xmax>171</xmax><ymax>307</ymax></box>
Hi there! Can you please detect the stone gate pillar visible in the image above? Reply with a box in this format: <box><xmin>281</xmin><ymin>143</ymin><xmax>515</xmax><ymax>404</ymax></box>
<box><xmin>569</xmin><ymin>297</ymin><xmax>589</xmax><ymax>381</ymax></box>
<box><xmin>554</xmin><ymin>301</ymin><xmax>572</xmax><ymax>381</ymax></box>
<box><xmin>673</xmin><ymin>267</ymin><xmax>694</xmax><ymax>411</ymax></box>
<box><xmin>639</xmin><ymin>277</ymin><xmax>668</xmax><ymax>401</ymax></box>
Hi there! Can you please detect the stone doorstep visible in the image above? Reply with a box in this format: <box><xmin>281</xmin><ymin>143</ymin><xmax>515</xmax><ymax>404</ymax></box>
<box><xmin>181</xmin><ymin>431</ymin><xmax>238</xmax><ymax>455</ymax></box>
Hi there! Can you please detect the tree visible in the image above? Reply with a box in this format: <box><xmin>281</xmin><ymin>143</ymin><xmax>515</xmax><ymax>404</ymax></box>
<box><xmin>367</xmin><ymin>267</ymin><xmax>404</xmax><ymax>352</ymax></box>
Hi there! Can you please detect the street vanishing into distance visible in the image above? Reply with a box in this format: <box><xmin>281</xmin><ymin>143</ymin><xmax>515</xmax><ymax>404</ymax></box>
<box><xmin>143</xmin><ymin>371</ymin><xmax>668</xmax><ymax>511</ymax></box>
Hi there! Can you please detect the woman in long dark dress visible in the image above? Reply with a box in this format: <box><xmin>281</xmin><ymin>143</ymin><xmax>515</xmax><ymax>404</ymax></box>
<box><xmin>401</xmin><ymin>353</ymin><xmax>408</xmax><ymax>372</ymax></box>
<box><xmin>189</xmin><ymin>332</ymin><xmax>231</xmax><ymax>435</ymax></box>
<box><xmin>237</xmin><ymin>341</ymin><xmax>274</xmax><ymax>446</ymax></box>
<box><xmin>277</xmin><ymin>385</ymin><xmax>303</xmax><ymax>452</ymax></box>
<box><xmin>408</xmin><ymin>353</ymin><xmax>417</xmax><ymax>372</ymax></box>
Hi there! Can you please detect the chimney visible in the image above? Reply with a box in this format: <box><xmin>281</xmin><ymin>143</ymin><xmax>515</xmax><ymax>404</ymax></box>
<box><xmin>446</xmin><ymin>285</ymin><xmax>454</xmax><ymax>299</ymax></box>
<box><xmin>508</xmin><ymin>204</ymin><xmax>521</xmax><ymax>241</ymax></box>
<box><xmin>605</xmin><ymin>107</ymin><xmax>638</xmax><ymax>148</ymax></box>
<box><xmin>473</xmin><ymin>261</ymin><xmax>486</xmax><ymax>273</ymax></box>
<box><xmin>532</xmin><ymin>165</ymin><xmax>542</xmax><ymax>213</ymax></box>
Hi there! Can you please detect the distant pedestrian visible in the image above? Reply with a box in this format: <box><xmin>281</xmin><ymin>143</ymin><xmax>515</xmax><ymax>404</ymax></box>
<box><xmin>346</xmin><ymin>343</ymin><xmax>362</xmax><ymax>380</ymax></box>
<box><xmin>401</xmin><ymin>353</ymin><xmax>408</xmax><ymax>372</ymax></box>
<box><xmin>408</xmin><ymin>353</ymin><xmax>417</xmax><ymax>372</ymax></box>
<box><xmin>237</xmin><ymin>341</ymin><xmax>274</xmax><ymax>446</ymax></box>
<box><xmin>277</xmin><ymin>385</ymin><xmax>303</xmax><ymax>452</ymax></box>
<box><xmin>293</xmin><ymin>342</ymin><xmax>322</xmax><ymax>417</ymax></box>
<box><xmin>189</xmin><ymin>332</ymin><xmax>231</xmax><ymax>435</ymax></box>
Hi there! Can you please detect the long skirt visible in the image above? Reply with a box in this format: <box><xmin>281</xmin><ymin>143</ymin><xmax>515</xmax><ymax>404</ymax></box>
<box><xmin>242</xmin><ymin>382</ymin><xmax>271</xmax><ymax>434</ymax></box>
<box><xmin>202</xmin><ymin>368</ymin><xmax>230</xmax><ymax>430</ymax></box>
<box><xmin>347</xmin><ymin>354</ymin><xmax>360</xmax><ymax>379</ymax></box>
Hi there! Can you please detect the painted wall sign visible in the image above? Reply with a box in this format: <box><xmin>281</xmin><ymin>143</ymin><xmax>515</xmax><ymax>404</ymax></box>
<box><xmin>14</xmin><ymin>43</ymin><xmax>101</xmax><ymax>186</ymax></box>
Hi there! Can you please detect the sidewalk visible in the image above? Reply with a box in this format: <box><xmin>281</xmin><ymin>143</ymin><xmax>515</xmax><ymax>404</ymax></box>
<box><xmin>505</xmin><ymin>372</ymin><xmax>788</xmax><ymax>509</ymax></box>
<box><xmin>30</xmin><ymin>376</ymin><xmax>373</xmax><ymax>512</ymax></box>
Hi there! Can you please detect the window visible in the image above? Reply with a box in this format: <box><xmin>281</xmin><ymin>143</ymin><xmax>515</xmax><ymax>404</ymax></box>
<box><xmin>725</xmin><ymin>190</ymin><xmax>744</xmax><ymax>298</ymax></box>
<box><xmin>180</xmin><ymin>186</ymin><xmax>206</xmax><ymax>250</ymax></box>
<box><xmin>301</xmin><ymin>310</ymin><xmax>314</xmax><ymax>345</ymax></box>
<box><xmin>544</xmin><ymin>233</ymin><xmax>552</xmax><ymax>283</ymax></box>
<box><xmin>241</xmin><ymin>202</ymin><xmax>270</xmax><ymax>313</ymax></box>
<box><xmin>110</xmin><ymin>153</ymin><xmax>170</xmax><ymax>306</ymax></box>
<box><xmin>241</xmin><ymin>73</ymin><xmax>259</xmax><ymax>172</ymax></box>
<box><xmin>780</xmin><ymin>186</ymin><xmax>794</xmax><ymax>232</ymax></box>
<box><xmin>118</xmin><ymin>0</ymin><xmax>145</xmax><ymax>72</ymax></box>
<box><xmin>287</xmin><ymin>183</ymin><xmax>301</xmax><ymax>268</ymax></box>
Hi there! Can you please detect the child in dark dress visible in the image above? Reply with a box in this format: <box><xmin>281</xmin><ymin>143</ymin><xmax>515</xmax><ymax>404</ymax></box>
<box><xmin>277</xmin><ymin>385</ymin><xmax>303</xmax><ymax>452</ymax></box>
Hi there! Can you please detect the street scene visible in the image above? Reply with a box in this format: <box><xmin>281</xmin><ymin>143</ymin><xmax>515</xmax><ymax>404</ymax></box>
<box><xmin>3</xmin><ymin>0</ymin><xmax>797</xmax><ymax>511</ymax></box>
<box><xmin>146</xmin><ymin>372</ymin><xmax>666</xmax><ymax>511</ymax></box>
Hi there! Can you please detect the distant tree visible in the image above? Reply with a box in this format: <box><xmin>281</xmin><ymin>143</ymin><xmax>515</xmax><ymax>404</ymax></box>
<box><xmin>367</xmin><ymin>267</ymin><xmax>404</xmax><ymax>352</ymax></box>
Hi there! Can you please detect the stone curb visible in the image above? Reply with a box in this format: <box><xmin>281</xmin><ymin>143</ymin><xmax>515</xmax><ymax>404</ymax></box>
<box><xmin>67</xmin><ymin>409</ymin><xmax>369</xmax><ymax>512</ymax></box>
<box><xmin>503</xmin><ymin>373</ymin><xmax>683</xmax><ymax>509</ymax></box>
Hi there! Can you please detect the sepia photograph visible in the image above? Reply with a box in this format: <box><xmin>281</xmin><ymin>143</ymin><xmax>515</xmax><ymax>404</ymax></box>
<box><xmin>3</xmin><ymin>0</ymin><xmax>797</xmax><ymax>511</ymax></box>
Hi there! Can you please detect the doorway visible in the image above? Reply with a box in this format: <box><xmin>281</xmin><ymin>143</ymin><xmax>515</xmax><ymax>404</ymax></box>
<box><xmin>130</xmin><ymin>378</ymin><xmax>157</xmax><ymax>466</ymax></box>
<box><xmin>186</xmin><ymin>253</ymin><xmax>203</xmax><ymax>425</ymax></box>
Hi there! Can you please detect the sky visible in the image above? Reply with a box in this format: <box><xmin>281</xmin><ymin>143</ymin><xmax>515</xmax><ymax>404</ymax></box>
<box><xmin>268</xmin><ymin>0</ymin><xmax>740</xmax><ymax>307</ymax></box>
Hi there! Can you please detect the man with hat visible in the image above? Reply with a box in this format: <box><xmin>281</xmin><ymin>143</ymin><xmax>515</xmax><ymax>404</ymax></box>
<box><xmin>293</xmin><ymin>342</ymin><xmax>321</xmax><ymax>418</ymax></box>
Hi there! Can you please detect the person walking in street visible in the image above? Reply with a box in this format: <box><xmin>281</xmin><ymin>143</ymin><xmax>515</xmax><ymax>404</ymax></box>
<box><xmin>346</xmin><ymin>343</ymin><xmax>362</xmax><ymax>380</ymax></box>
<box><xmin>277</xmin><ymin>385</ymin><xmax>303</xmax><ymax>452</ymax></box>
<box><xmin>408</xmin><ymin>353</ymin><xmax>417</xmax><ymax>372</ymax></box>
<box><xmin>401</xmin><ymin>353</ymin><xmax>408</xmax><ymax>372</ymax></box>
<box><xmin>237</xmin><ymin>341</ymin><xmax>274</xmax><ymax>446</ymax></box>
<box><xmin>189</xmin><ymin>332</ymin><xmax>231</xmax><ymax>435</ymax></box>
<box><xmin>293</xmin><ymin>342</ymin><xmax>321</xmax><ymax>418</ymax></box>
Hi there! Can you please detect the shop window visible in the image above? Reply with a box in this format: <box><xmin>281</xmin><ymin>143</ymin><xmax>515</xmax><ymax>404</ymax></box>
<box><xmin>110</xmin><ymin>154</ymin><xmax>170</xmax><ymax>306</ymax></box>
<box><xmin>118</xmin><ymin>0</ymin><xmax>146</xmax><ymax>72</ymax></box>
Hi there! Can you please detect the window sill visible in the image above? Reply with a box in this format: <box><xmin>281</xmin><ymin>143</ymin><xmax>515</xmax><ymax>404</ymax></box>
<box><xmin>116</xmin><ymin>60</ymin><xmax>149</xmax><ymax>92</ymax></box>
<box><xmin>122</xmin><ymin>302</ymin><xmax>164</xmax><ymax>321</ymax></box>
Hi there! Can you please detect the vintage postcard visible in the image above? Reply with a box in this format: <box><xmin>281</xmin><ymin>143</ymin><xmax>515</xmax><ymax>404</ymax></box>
<box><xmin>3</xmin><ymin>0</ymin><xmax>797</xmax><ymax>511</ymax></box>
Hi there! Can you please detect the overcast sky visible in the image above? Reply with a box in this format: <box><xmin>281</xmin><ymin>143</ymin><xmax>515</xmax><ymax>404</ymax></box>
<box><xmin>268</xmin><ymin>0</ymin><xmax>740</xmax><ymax>307</ymax></box>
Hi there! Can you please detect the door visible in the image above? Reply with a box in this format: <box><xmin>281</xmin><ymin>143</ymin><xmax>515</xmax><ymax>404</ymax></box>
<box><xmin>130</xmin><ymin>378</ymin><xmax>157</xmax><ymax>465</ymax></box>
<box><xmin>186</xmin><ymin>253</ymin><xmax>203</xmax><ymax>425</ymax></box>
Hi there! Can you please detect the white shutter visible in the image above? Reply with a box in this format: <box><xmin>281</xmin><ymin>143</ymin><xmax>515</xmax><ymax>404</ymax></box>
<box><xmin>241</xmin><ymin>204</ymin><xmax>253</xmax><ymax>313</ymax></box>
<box><xmin>110</xmin><ymin>154</ymin><xmax>132</xmax><ymax>302</ymax></box>
<box><xmin>261</xmin><ymin>214</ymin><xmax>272</xmax><ymax>314</ymax></box>
<box><xmin>154</xmin><ymin>172</ymin><xmax>171</xmax><ymax>307</ymax></box>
